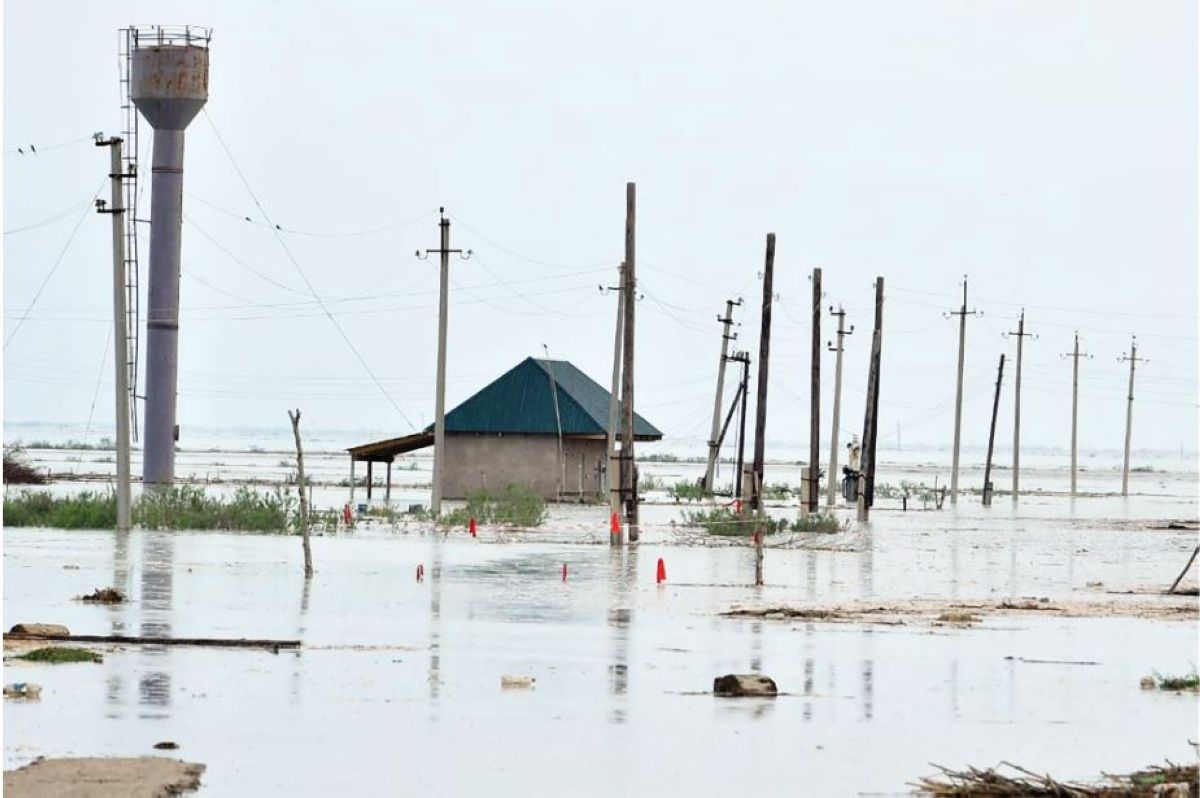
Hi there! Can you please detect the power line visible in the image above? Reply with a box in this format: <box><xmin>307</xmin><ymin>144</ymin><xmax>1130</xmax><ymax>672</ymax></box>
<box><xmin>202</xmin><ymin>108</ymin><xmax>417</xmax><ymax>430</ymax></box>
<box><xmin>4</xmin><ymin>195</ymin><xmax>96</xmax><ymax>235</ymax></box>
<box><xmin>4</xmin><ymin>179</ymin><xmax>106</xmax><ymax>351</ymax></box>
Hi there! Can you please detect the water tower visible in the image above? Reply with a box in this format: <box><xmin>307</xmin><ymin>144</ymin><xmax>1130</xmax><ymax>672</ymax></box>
<box><xmin>129</xmin><ymin>25</ymin><xmax>210</xmax><ymax>487</ymax></box>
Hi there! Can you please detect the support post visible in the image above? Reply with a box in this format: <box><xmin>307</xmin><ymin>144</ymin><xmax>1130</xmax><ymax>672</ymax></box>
<box><xmin>982</xmin><ymin>354</ymin><xmax>1006</xmax><ymax>506</ymax></box>
<box><xmin>826</xmin><ymin>306</ymin><xmax>852</xmax><ymax>507</ymax></box>
<box><xmin>288</xmin><ymin>409</ymin><xmax>313</xmax><ymax>579</ymax></box>
<box><xmin>97</xmin><ymin>137</ymin><xmax>132</xmax><ymax>532</ymax></box>
<box><xmin>733</xmin><ymin>352</ymin><xmax>751</xmax><ymax>501</ymax></box>
<box><xmin>808</xmin><ymin>267</ymin><xmax>821</xmax><ymax>513</ymax></box>
<box><xmin>1006</xmin><ymin>310</ymin><xmax>1035</xmax><ymax>502</ymax></box>
<box><xmin>1118</xmin><ymin>337</ymin><xmax>1145</xmax><ymax>497</ymax></box>
<box><xmin>1062</xmin><ymin>333</ymin><xmax>1091</xmax><ymax>497</ymax></box>
<box><xmin>386</xmin><ymin>460</ymin><xmax>392</xmax><ymax>504</ymax></box>
<box><xmin>947</xmin><ymin>277</ymin><xmax>979</xmax><ymax>505</ymax></box>
<box><xmin>751</xmin><ymin>233</ymin><xmax>776</xmax><ymax>510</ymax></box>
<box><xmin>620</xmin><ymin>183</ymin><xmax>639</xmax><ymax>542</ymax></box>
<box><xmin>349</xmin><ymin>457</ymin><xmax>356</xmax><ymax>503</ymax></box>
<box><xmin>367</xmin><ymin>461</ymin><xmax>373</xmax><ymax>500</ymax></box>
<box><xmin>704</xmin><ymin>299</ymin><xmax>739</xmax><ymax>492</ymax></box>
<box><xmin>607</xmin><ymin>263</ymin><xmax>625</xmax><ymax>522</ymax></box>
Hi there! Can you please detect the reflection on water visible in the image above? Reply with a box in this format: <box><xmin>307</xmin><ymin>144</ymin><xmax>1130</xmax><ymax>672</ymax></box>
<box><xmin>139</xmin><ymin>532</ymin><xmax>173</xmax><ymax>716</ymax></box>
<box><xmin>428</xmin><ymin>538</ymin><xmax>443</xmax><ymax>705</ymax></box>
<box><xmin>607</xmin><ymin>548</ymin><xmax>635</xmax><ymax>724</ymax></box>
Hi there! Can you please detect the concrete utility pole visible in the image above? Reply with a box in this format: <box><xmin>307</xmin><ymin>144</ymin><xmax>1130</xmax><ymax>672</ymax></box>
<box><xmin>1061</xmin><ymin>332</ymin><xmax>1091</xmax><ymax>497</ymax></box>
<box><xmin>420</xmin><ymin>208</ymin><xmax>469</xmax><ymax>515</ymax></box>
<box><xmin>704</xmin><ymin>299</ymin><xmax>741</xmax><ymax>492</ymax></box>
<box><xmin>1118</xmin><ymin>336</ymin><xmax>1146</xmax><ymax>497</ymax></box>
<box><xmin>858</xmin><ymin>277</ymin><xmax>884</xmax><ymax>522</ymax></box>
<box><xmin>605</xmin><ymin>264</ymin><xmax>625</xmax><ymax>520</ymax></box>
<box><xmin>826</xmin><ymin>306</ymin><xmax>853</xmax><ymax>507</ymax></box>
<box><xmin>1005</xmin><ymin>310</ymin><xmax>1036</xmax><ymax>501</ymax></box>
<box><xmin>751</xmin><ymin>234</ymin><xmax>776</xmax><ymax>510</ymax></box>
<box><xmin>946</xmin><ymin>277</ymin><xmax>981</xmax><ymax>505</ymax></box>
<box><xmin>96</xmin><ymin>136</ymin><xmax>132</xmax><ymax>533</ymax></box>
<box><xmin>982</xmin><ymin>354</ymin><xmax>1006</xmax><ymax>506</ymax></box>
<box><xmin>620</xmin><ymin>183</ymin><xmax>639</xmax><ymax>543</ymax></box>
<box><xmin>807</xmin><ymin>267</ymin><xmax>821</xmax><ymax>513</ymax></box>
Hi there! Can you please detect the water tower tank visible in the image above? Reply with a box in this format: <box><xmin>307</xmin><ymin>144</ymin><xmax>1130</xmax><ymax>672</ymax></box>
<box><xmin>128</xmin><ymin>25</ymin><xmax>211</xmax><ymax>487</ymax></box>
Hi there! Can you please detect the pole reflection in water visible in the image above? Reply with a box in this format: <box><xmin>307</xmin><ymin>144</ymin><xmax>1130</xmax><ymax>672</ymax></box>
<box><xmin>607</xmin><ymin>548</ymin><xmax>636</xmax><ymax>724</ymax></box>
<box><xmin>290</xmin><ymin>577</ymin><xmax>312</xmax><ymax>706</ymax></box>
<box><xmin>139</xmin><ymin>531</ymin><xmax>173</xmax><ymax>716</ymax></box>
<box><xmin>428</xmin><ymin>539</ymin><xmax>444</xmax><ymax>706</ymax></box>
<box><xmin>858</xmin><ymin>528</ymin><xmax>875</xmax><ymax>599</ymax></box>
<box><xmin>802</xmin><ymin>655</ymin><xmax>814</xmax><ymax>722</ymax></box>
<box><xmin>106</xmin><ymin>528</ymin><xmax>133</xmax><ymax>718</ymax></box>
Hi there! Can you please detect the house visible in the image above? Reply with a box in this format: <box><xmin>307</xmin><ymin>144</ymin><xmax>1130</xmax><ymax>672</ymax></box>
<box><xmin>346</xmin><ymin>357</ymin><xmax>663</xmax><ymax>501</ymax></box>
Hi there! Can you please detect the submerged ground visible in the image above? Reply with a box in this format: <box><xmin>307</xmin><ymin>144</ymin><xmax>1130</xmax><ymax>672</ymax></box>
<box><xmin>3</xmin><ymin>449</ymin><xmax>1198</xmax><ymax>795</ymax></box>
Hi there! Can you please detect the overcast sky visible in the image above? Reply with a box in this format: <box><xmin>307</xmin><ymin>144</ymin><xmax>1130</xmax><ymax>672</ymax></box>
<box><xmin>3</xmin><ymin>0</ymin><xmax>1197</xmax><ymax>457</ymax></box>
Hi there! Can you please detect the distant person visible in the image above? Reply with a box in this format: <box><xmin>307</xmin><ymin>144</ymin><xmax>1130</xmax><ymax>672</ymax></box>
<box><xmin>847</xmin><ymin>436</ymin><xmax>861</xmax><ymax>472</ymax></box>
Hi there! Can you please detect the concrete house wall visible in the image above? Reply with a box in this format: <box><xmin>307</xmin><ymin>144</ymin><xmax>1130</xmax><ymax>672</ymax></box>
<box><xmin>443</xmin><ymin>433</ymin><xmax>608</xmax><ymax>500</ymax></box>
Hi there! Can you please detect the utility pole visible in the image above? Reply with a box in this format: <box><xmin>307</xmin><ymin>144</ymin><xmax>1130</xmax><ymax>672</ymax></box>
<box><xmin>858</xmin><ymin>277</ymin><xmax>884</xmax><ymax>522</ymax></box>
<box><xmin>751</xmin><ymin>233</ymin><xmax>776</xmax><ymax>511</ymax></box>
<box><xmin>96</xmin><ymin>136</ymin><xmax>132</xmax><ymax>533</ymax></box>
<box><xmin>807</xmin><ymin>267</ymin><xmax>821</xmax><ymax>513</ymax></box>
<box><xmin>1060</xmin><ymin>332</ymin><xmax>1091</xmax><ymax>497</ymax></box>
<box><xmin>945</xmin><ymin>277</ymin><xmax>981</xmax><ymax>505</ymax></box>
<box><xmin>1005</xmin><ymin>309</ymin><xmax>1036</xmax><ymax>501</ymax></box>
<box><xmin>731</xmin><ymin>351</ymin><xmax>751</xmax><ymax>501</ymax></box>
<box><xmin>620</xmin><ymin>183</ymin><xmax>639</xmax><ymax>543</ymax></box>
<box><xmin>1118</xmin><ymin>336</ymin><xmax>1146</xmax><ymax>497</ymax></box>
<box><xmin>604</xmin><ymin>264</ymin><xmax>625</xmax><ymax>521</ymax></box>
<box><xmin>542</xmin><ymin>345</ymin><xmax>564</xmax><ymax>502</ymax></box>
<box><xmin>704</xmin><ymin>299</ymin><xmax>741</xmax><ymax>492</ymax></box>
<box><xmin>419</xmin><ymin>208</ymin><xmax>470</xmax><ymax>515</ymax></box>
<box><xmin>826</xmin><ymin>306</ymin><xmax>853</xmax><ymax>507</ymax></box>
<box><xmin>982</xmin><ymin>354</ymin><xmax>1005</xmax><ymax>506</ymax></box>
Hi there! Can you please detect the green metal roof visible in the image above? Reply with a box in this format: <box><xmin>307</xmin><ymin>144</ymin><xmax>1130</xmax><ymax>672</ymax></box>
<box><xmin>438</xmin><ymin>357</ymin><xmax>663</xmax><ymax>438</ymax></box>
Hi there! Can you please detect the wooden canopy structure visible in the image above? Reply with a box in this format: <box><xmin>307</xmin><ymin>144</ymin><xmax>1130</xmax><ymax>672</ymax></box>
<box><xmin>346</xmin><ymin>431</ymin><xmax>433</xmax><ymax>501</ymax></box>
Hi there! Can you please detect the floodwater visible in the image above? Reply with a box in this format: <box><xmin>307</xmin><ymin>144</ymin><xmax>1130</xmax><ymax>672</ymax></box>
<box><xmin>5</xmin><ymin>471</ymin><xmax>1199</xmax><ymax>796</ymax></box>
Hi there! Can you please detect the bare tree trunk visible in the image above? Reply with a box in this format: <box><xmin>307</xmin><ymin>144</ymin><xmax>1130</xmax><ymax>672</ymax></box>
<box><xmin>288</xmin><ymin>409</ymin><xmax>313</xmax><ymax>579</ymax></box>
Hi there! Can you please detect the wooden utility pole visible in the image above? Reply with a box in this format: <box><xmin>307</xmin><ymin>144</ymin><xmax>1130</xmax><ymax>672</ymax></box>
<box><xmin>807</xmin><ymin>268</ymin><xmax>821</xmax><ymax>513</ymax></box>
<box><xmin>982</xmin><ymin>354</ymin><xmax>1006</xmax><ymax>506</ymax></box>
<box><xmin>751</xmin><ymin>234</ymin><xmax>776</xmax><ymax>511</ymax></box>
<box><xmin>1006</xmin><ymin>310</ymin><xmax>1036</xmax><ymax>501</ymax></box>
<box><xmin>704</xmin><ymin>299</ymin><xmax>740</xmax><ymax>492</ymax></box>
<box><xmin>731</xmin><ymin>351</ymin><xmax>751</xmax><ymax>501</ymax></box>
<box><xmin>96</xmin><ymin>136</ymin><xmax>132</xmax><ymax>533</ymax></box>
<box><xmin>946</xmin><ymin>278</ymin><xmax>982</xmax><ymax>505</ymax></box>
<box><xmin>858</xmin><ymin>278</ymin><xmax>884</xmax><ymax>522</ymax></box>
<box><xmin>620</xmin><ymin>183</ymin><xmax>638</xmax><ymax>542</ymax></box>
<box><xmin>419</xmin><ymin>208</ymin><xmax>468</xmax><ymax>516</ymax></box>
<box><xmin>606</xmin><ymin>264</ymin><xmax>625</xmax><ymax>522</ymax></box>
<box><xmin>826</xmin><ymin>306</ymin><xmax>852</xmax><ymax>507</ymax></box>
<box><xmin>1118</xmin><ymin>336</ymin><xmax>1146</xmax><ymax>497</ymax></box>
<box><xmin>288</xmin><ymin>409</ymin><xmax>313</xmax><ymax>579</ymax></box>
<box><xmin>1061</xmin><ymin>332</ymin><xmax>1091</xmax><ymax>497</ymax></box>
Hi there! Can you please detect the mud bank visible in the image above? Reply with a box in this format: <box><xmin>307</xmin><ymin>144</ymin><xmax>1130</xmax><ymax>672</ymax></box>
<box><xmin>3</xmin><ymin>756</ymin><xmax>203</xmax><ymax>797</ymax></box>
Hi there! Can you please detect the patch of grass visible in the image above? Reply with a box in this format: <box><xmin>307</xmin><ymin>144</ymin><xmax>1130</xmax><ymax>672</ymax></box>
<box><xmin>790</xmin><ymin>512</ymin><xmax>845</xmax><ymax>533</ymax></box>
<box><xmin>669</xmin><ymin>480</ymin><xmax>707</xmax><ymax>502</ymax></box>
<box><xmin>639</xmin><ymin>473</ymin><xmax>666</xmax><ymax>493</ymax></box>
<box><xmin>3</xmin><ymin>490</ymin><xmax>115</xmax><ymax>528</ymax></box>
<box><xmin>1143</xmin><ymin>671</ymin><xmax>1200</xmax><ymax>691</ymax></box>
<box><xmin>137</xmin><ymin>485</ymin><xmax>294</xmax><ymax>532</ymax></box>
<box><xmin>680</xmin><ymin>507</ymin><xmax>785</xmax><ymax>537</ymax></box>
<box><xmin>440</xmin><ymin>485</ymin><xmax>547</xmax><ymax>528</ymax></box>
<box><xmin>17</xmin><ymin>647</ymin><xmax>102</xmax><ymax>664</ymax></box>
<box><xmin>936</xmin><ymin>610</ymin><xmax>980</xmax><ymax>624</ymax></box>
<box><xmin>763</xmin><ymin>483</ymin><xmax>793</xmax><ymax>501</ymax></box>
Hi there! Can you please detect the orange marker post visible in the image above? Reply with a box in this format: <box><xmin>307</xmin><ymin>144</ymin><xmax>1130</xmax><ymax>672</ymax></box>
<box><xmin>656</xmin><ymin>558</ymin><xmax>667</xmax><ymax>584</ymax></box>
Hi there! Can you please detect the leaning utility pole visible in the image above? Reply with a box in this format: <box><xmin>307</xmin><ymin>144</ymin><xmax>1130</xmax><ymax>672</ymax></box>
<box><xmin>982</xmin><ymin>354</ymin><xmax>1006</xmax><ymax>506</ymax></box>
<box><xmin>751</xmin><ymin>234</ymin><xmax>776</xmax><ymax>510</ymax></box>
<box><xmin>620</xmin><ymin>183</ymin><xmax>639</xmax><ymax>543</ymax></box>
<box><xmin>605</xmin><ymin>264</ymin><xmax>625</xmax><ymax>520</ymax></box>
<box><xmin>1118</xmin><ymin>337</ymin><xmax>1146</xmax><ymax>497</ymax></box>
<box><xmin>96</xmin><ymin>136</ymin><xmax>132</xmax><ymax>533</ymax></box>
<box><xmin>807</xmin><ymin>267</ymin><xmax>821</xmax><ymax>513</ymax></box>
<box><xmin>1061</xmin><ymin>332</ymin><xmax>1091</xmax><ymax>497</ymax></box>
<box><xmin>825</xmin><ymin>306</ymin><xmax>853</xmax><ymax>507</ymax></box>
<box><xmin>704</xmin><ymin>299</ymin><xmax>740</xmax><ymax>492</ymax></box>
<box><xmin>858</xmin><ymin>277</ymin><xmax>884</xmax><ymax>522</ymax></box>
<box><xmin>1005</xmin><ymin>310</ymin><xmax>1036</xmax><ymax>501</ymax></box>
<box><xmin>946</xmin><ymin>277</ymin><xmax>981</xmax><ymax>505</ymax></box>
<box><xmin>420</xmin><ymin>208</ymin><xmax>469</xmax><ymax>515</ymax></box>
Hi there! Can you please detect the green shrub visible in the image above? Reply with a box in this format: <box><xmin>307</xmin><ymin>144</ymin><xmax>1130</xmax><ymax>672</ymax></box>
<box><xmin>18</xmin><ymin>647</ymin><xmax>101</xmax><ymax>664</ymax></box>
<box><xmin>669</xmin><ymin>480</ymin><xmax>707</xmax><ymax>502</ymax></box>
<box><xmin>440</xmin><ymin>484</ymin><xmax>547</xmax><ymax>528</ymax></box>
<box><xmin>136</xmin><ymin>485</ymin><xmax>293</xmax><ymax>532</ymax></box>
<box><xmin>790</xmin><ymin>512</ymin><xmax>845</xmax><ymax>533</ymax></box>
<box><xmin>680</xmin><ymin>507</ymin><xmax>785</xmax><ymax>537</ymax></box>
<box><xmin>763</xmin><ymin>483</ymin><xmax>793</xmax><ymax>501</ymax></box>
<box><xmin>3</xmin><ymin>490</ymin><xmax>116</xmax><ymax>528</ymax></box>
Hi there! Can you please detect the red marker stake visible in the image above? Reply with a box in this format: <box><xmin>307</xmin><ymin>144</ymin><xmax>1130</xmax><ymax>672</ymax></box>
<box><xmin>416</xmin><ymin>564</ymin><xmax>424</xmax><ymax>583</ymax></box>
<box><xmin>562</xmin><ymin>563</ymin><xmax>568</xmax><ymax>582</ymax></box>
<box><xmin>469</xmin><ymin>517</ymin><xmax>477</xmax><ymax>538</ymax></box>
<box><xmin>610</xmin><ymin>512</ymin><xmax>620</xmax><ymax>538</ymax></box>
<box><xmin>656</xmin><ymin>558</ymin><xmax>667</xmax><ymax>584</ymax></box>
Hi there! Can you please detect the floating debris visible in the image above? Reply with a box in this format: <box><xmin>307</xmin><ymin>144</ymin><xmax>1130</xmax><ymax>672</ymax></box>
<box><xmin>914</xmin><ymin>761</ymin><xmax>1198</xmax><ymax>796</ymax></box>
<box><xmin>79</xmin><ymin>587</ymin><xmax>125</xmax><ymax>604</ymax></box>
